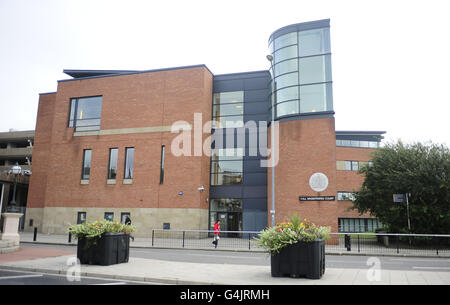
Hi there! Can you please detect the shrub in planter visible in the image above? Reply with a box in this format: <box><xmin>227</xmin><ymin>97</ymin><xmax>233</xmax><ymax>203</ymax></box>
<box><xmin>68</xmin><ymin>220</ymin><xmax>136</xmax><ymax>266</ymax></box>
<box><xmin>255</xmin><ymin>215</ymin><xmax>330</xmax><ymax>279</ymax></box>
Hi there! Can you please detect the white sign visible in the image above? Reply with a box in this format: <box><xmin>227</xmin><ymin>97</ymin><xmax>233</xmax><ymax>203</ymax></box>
<box><xmin>309</xmin><ymin>173</ymin><xmax>328</xmax><ymax>192</ymax></box>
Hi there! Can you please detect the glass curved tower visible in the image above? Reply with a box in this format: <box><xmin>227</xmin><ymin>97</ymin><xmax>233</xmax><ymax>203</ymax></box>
<box><xmin>268</xmin><ymin>19</ymin><xmax>333</xmax><ymax>119</ymax></box>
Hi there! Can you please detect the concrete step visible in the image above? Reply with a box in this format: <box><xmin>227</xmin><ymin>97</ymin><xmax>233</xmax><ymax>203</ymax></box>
<box><xmin>0</xmin><ymin>240</ymin><xmax>19</xmax><ymax>253</ymax></box>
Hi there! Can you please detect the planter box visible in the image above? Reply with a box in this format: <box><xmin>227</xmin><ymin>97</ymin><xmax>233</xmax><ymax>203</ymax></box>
<box><xmin>271</xmin><ymin>239</ymin><xmax>325</xmax><ymax>279</ymax></box>
<box><xmin>77</xmin><ymin>232</ymin><xmax>130</xmax><ymax>266</ymax></box>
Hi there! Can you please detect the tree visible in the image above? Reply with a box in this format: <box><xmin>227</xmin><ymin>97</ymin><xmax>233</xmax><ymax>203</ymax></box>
<box><xmin>352</xmin><ymin>141</ymin><xmax>450</xmax><ymax>234</ymax></box>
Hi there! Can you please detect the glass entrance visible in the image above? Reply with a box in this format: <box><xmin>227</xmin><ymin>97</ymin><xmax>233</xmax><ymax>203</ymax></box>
<box><xmin>209</xmin><ymin>198</ymin><xmax>243</xmax><ymax>236</ymax></box>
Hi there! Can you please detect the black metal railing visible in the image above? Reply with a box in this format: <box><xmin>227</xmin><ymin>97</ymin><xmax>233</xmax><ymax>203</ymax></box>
<box><xmin>150</xmin><ymin>229</ymin><xmax>450</xmax><ymax>257</ymax></box>
<box><xmin>327</xmin><ymin>233</ymin><xmax>450</xmax><ymax>257</ymax></box>
<box><xmin>151</xmin><ymin>229</ymin><xmax>260</xmax><ymax>250</ymax></box>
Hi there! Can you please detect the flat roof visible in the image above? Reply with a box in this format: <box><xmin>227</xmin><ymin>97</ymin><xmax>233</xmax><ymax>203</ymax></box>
<box><xmin>60</xmin><ymin>64</ymin><xmax>214</xmax><ymax>82</ymax></box>
<box><xmin>0</xmin><ymin>130</ymin><xmax>35</xmax><ymax>142</ymax></box>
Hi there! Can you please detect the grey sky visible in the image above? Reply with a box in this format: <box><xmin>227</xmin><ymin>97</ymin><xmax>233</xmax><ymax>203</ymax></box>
<box><xmin>1</xmin><ymin>0</ymin><xmax>449</xmax><ymax>146</ymax></box>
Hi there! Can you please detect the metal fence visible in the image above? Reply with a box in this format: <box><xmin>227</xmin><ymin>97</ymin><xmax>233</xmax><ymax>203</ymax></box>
<box><xmin>151</xmin><ymin>229</ymin><xmax>260</xmax><ymax>250</ymax></box>
<box><xmin>327</xmin><ymin>233</ymin><xmax>450</xmax><ymax>257</ymax></box>
<box><xmin>150</xmin><ymin>229</ymin><xmax>450</xmax><ymax>257</ymax></box>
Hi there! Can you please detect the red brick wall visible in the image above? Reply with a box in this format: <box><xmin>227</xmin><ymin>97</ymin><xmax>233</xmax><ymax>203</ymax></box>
<box><xmin>29</xmin><ymin>67</ymin><xmax>213</xmax><ymax>210</ymax></box>
<box><xmin>336</xmin><ymin>147</ymin><xmax>378</xmax><ymax>218</ymax></box>
<box><xmin>27</xmin><ymin>93</ymin><xmax>56</xmax><ymax>208</ymax></box>
<box><xmin>268</xmin><ymin>117</ymin><xmax>339</xmax><ymax>232</ymax></box>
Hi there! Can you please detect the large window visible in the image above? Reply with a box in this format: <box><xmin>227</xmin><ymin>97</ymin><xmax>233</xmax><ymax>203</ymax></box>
<box><xmin>108</xmin><ymin>148</ymin><xmax>118</xmax><ymax>180</ymax></box>
<box><xmin>338</xmin><ymin>218</ymin><xmax>383</xmax><ymax>233</ymax></box>
<box><xmin>336</xmin><ymin>160</ymin><xmax>373</xmax><ymax>171</ymax></box>
<box><xmin>69</xmin><ymin>96</ymin><xmax>102</xmax><ymax>131</ymax></box>
<box><xmin>124</xmin><ymin>147</ymin><xmax>135</xmax><ymax>179</ymax></box>
<box><xmin>210</xmin><ymin>148</ymin><xmax>243</xmax><ymax>185</ymax></box>
<box><xmin>81</xmin><ymin>149</ymin><xmax>92</xmax><ymax>180</ymax></box>
<box><xmin>212</xmin><ymin>91</ymin><xmax>244</xmax><ymax>128</ymax></box>
<box><xmin>336</xmin><ymin>139</ymin><xmax>380</xmax><ymax>148</ymax></box>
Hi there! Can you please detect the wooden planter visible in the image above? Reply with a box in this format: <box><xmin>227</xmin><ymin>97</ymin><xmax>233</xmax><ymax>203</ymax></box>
<box><xmin>77</xmin><ymin>232</ymin><xmax>130</xmax><ymax>266</ymax></box>
<box><xmin>271</xmin><ymin>239</ymin><xmax>325</xmax><ymax>279</ymax></box>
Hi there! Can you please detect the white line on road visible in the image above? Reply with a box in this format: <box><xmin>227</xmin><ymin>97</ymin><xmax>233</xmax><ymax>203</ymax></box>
<box><xmin>0</xmin><ymin>274</ymin><xmax>44</xmax><ymax>280</ymax></box>
<box><xmin>389</xmin><ymin>258</ymin><xmax>450</xmax><ymax>262</ymax></box>
<box><xmin>92</xmin><ymin>282</ymin><xmax>127</xmax><ymax>285</ymax></box>
<box><xmin>412</xmin><ymin>267</ymin><xmax>450</xmax><ymax>270</ymax></box>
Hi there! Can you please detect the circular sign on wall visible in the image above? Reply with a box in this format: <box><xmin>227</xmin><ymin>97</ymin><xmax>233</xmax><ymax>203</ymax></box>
<box><xmin>309</xmin><ymin>173</ymin><xmax>329</xmax><ymax>192</ymax></box>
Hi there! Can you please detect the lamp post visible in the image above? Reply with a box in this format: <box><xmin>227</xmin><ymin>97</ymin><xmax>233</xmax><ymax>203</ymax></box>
<box><xmin>267</xmin><ymin>54</ymin><xmax>276</xmax><ymax>227</ymax></box>
<box><xmin>8</xmin><ymin>163</ymin><xmax>22</xmax><ymax>213</ymax></box>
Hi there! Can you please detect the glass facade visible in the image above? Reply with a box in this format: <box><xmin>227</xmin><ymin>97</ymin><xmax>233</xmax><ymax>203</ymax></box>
<box><xmin>210</xmin><ymin>148</ymin><xmax>243</xmax><ymax>186</ymax></box>
<box><xmin>269</xmin><ymin>26</ymin><xmax>333</xmax><ymax>118</ymax></box>
<box><xmin>212</xmin><ymin>91</ymin><xmax>244</xmax><ymax>128</ymax></box>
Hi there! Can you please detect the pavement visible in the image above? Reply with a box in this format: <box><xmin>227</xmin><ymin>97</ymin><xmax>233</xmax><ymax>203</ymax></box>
<box><xmin>1</xmin><ymin>246</ymin><xmax>449</xmax><ymax>285</ymax></box>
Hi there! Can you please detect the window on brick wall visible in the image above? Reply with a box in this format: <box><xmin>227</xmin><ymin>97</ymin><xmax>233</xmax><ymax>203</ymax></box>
<box><xmin>81</xmin><ymin>149</ymin><xmax>92</xmax><ymax>180</ymax></box>
<box><xmin>337</xmin><ymin>191</ymin><xmax>355</xmax><ymax>201</ymax></box>
<box><xmin>336</xmin><ymin>160</ymin><xmax>373</xmax><ymax>171</ymax></box>
<box><xmin>108</xmin><ymin>148</ymin><xmax>118</xmax><ymax>180</ymax></box>
<box><xmin>124</xmin><ymin>147</ymin><xmax>135</xmax><ymax>179</ymax></box>
<box><xmin>68</xmin><ymin>96</ymin><xmax>102</xmax><ymax>132</ymax></box>
<box><xmin>338</xmin><ymin>218</ymin><xmax>384</xmax><ymax>233</ymax></box>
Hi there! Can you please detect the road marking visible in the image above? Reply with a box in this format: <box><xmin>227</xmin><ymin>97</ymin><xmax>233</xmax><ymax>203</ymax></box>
<box><xmin>0</xmin><ymin>274</ymin><xmax>44</xmax><ymax>280</ymax></box>
<box><xmin>389</xmin><ymin>258</ymin><xmax>450</xmax><ymax>262</ymax></box>
<box><xmin>412</xmin><ymin>267</ymin><xmax>450</xmax><ymax>270</ymax></box>
<box><xmin>92</xmin><ymin>282</ymin><xmax>127</xmax><ymax>285</ymax></box>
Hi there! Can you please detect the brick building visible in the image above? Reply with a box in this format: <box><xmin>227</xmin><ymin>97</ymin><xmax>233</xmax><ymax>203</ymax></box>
<box><xmin>26</xmin><ymin>19</ymin><xmax>385</xmax><ymax>236</ymax></box>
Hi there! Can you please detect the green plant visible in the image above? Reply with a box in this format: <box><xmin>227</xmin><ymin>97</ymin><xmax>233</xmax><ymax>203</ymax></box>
<box><xmin>68</xmin><ymin>219</ymin><xmax>136</xmax><ymax>240</ymax></box>
<box><xmin>255</xmin><ymin>215</ymin><xmax>330</xmax><ymax>254</ymax></box>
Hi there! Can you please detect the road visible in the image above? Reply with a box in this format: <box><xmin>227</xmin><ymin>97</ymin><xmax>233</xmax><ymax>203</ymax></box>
<box><xmin>19</xmin><ymin>243</ymin><xmax>450</xmax><ymax>272</ymax></box>
<box><xmin>0</xmin><ymin>269</ymin><xmax>151</xmax><ymax>285</ymax></box>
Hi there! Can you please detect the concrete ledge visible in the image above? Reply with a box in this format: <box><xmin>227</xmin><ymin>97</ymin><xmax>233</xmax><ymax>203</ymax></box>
<box><xmin>122</xmin><ymin>179</ymin><xmax>133</xmax><ymax>185</ymax></box>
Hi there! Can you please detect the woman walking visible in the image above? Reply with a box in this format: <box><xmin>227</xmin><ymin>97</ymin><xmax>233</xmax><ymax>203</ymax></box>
<box><xmin>212</xmin><ymin>220</ymin><xmax>221</xmax><ymax>248</ymax></box>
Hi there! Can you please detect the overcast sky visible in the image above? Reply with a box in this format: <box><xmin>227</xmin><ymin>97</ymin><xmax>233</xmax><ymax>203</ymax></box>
<box><xmin>1</xmin><ymin>0</ymin><xmax>449</xmax><ymax>146</ymax></box>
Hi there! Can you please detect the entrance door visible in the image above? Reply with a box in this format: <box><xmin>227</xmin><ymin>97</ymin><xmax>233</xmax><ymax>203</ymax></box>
<box><xmin>216</xmin><ymin>212</ymin><xmax>241</xmax><ymax>237</ymax></box>
<box><xmin>217</xmin><ymin>212</ymin><xmax>227</xmax><ymax>232</ymax></box>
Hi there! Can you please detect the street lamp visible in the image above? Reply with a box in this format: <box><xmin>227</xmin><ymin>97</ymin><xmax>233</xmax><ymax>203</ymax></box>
<box><xmin>267</xmin><ymin>54</ymin><xmax>276</xmax><ymax>227</ymax></box>
<box><xmin>8</xmin><ymin>162</ymin><xmax>22</xmax><ymax>213</ymax></box>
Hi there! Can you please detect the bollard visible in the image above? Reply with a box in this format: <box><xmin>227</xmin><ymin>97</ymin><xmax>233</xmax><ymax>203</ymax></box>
<box><xmin>344</xmin><ymin>234</ymin><xmax>351</xmax><ymax>251</ymax></box>
<box><xmin>68</xmin><ymin>232</ymin><xmax>72</xmax><ymax>243</ymax></box>
<box><xmin>33</xmin><ymin>227</ymin><xmax>37</xmax><ymax>241</ymax></box>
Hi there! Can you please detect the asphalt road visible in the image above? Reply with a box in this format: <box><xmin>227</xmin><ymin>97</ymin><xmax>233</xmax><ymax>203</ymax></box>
<box><xmin>0</xmin><ymin>269</ymin><xmax>151</xmax><ymax>285</ymax></box>
<box><xmin>18</xmin><ymin>243</ymin><xmax>450</xmax><ymax>272</ymax></box>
